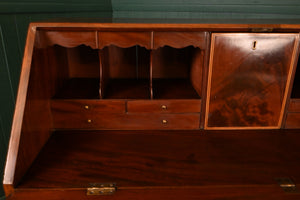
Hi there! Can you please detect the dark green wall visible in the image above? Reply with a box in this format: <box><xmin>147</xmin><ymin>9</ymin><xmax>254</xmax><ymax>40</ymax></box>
<box><xmin>112</xmin><ymin>0</ymin><xmax>300</xmax><ymax>19</ymax></box>
<box><xmin>1</xmin><ymin>1</ymin><xmax>300</xmax><ymax>198</ymax></box>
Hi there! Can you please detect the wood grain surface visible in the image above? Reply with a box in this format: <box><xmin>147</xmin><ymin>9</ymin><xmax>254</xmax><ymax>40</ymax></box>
<box><xmin>206</xmin><ymin>33</ymin><xmax>299</xmax><ymax>129</ymax></box>
<box><xmin>18</xmin><ymin>129</ymin><xmax>300</xmax><ymax>188</ymax></box>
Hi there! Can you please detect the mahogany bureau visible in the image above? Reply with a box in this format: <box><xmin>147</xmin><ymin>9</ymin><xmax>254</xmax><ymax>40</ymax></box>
<box><xmin>3</xmin><ymin>19</ymin><xmax>300</xmax><ymax>199</ymax></box>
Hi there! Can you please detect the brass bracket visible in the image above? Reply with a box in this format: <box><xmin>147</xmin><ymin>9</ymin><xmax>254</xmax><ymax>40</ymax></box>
<box><xmin>276</xmin><ymin>178</ymin><xmax>298</xmax><ymax>193</ymax></box>
<box><xmin>87</xmin><ymin>183</ymin><xmax>117</xmax><ymax>195</ymax></box>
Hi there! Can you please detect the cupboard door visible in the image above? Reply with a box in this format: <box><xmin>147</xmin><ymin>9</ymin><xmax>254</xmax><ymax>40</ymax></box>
<box><xmin>205</xmin><ymin>33</ymin><xmax>299</xmax><ymax>129</ymax></box>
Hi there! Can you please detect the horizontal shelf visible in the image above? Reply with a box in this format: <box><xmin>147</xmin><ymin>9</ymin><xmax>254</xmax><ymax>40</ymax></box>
<box><xmin>104</xmin><ymin>79</ymin><xmax>150</xmax><ymax>99</ymax></box>
<box><xmin>153</xmin><ymin>79</ymin><xmax>201</xmax><ymax>99</ymax></box>
<box><xmin>18</xmin><ymin>130</ymin><xmax>300</xmax><ymax>188</ymax></box>
<box><xmin>53</xmin><ymin>78</ymin><xmax>100</xmax><ymax>99</ymax></box>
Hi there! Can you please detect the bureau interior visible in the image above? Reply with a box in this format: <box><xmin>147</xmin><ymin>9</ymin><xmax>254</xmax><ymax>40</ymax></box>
<box><xmin>42</xmin><ymin>44</ymin><xmax>202</xmax><ymax>100</ymax></box>
<box><xmin>152</xmin><ymin>46</ymin><xmax>202</xmax><ymax>99</ymax></box>
<box><xmin>100</xmin><ymin>45</ymin><xmax>151</xmax><ymax>99</ymax></box>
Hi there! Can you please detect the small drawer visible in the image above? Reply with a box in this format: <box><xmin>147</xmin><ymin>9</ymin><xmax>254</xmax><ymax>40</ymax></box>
<box><xmin>154</xmin><ymin>32</ymin><xmax>208</xmax><ymax>49</ymax></box>
<box><xmin>98</xmin><ymin>32</ymin><xmax>152</xmax><ymax>49</ymax></box>
<box><xmin>51</xmin><ymin>100</ymin><xmax>125</xmax><ymax>114</ymax></box>
<box><xmin>127</xmin><ymin>100</ymin><xmax>201</xmax><ymax>113</ymax></box>
<box><xmin>36</xmin><ymin>30</ymin><xmax>97</xmax><ymax>49</ymax></box>
<box><xmin>124</xmin><ymin>114</ymin><xmax>200</xmax><ymax>130</ymax></box>
<box><xmin>52</xmin><ymin>113</ymin><xmax>200</xmax><ymax>130</ymax></box>
<box><xmin>285</xmin><ymin>112</ymin><xmax>300</xmax><ymax>129</ymax></box>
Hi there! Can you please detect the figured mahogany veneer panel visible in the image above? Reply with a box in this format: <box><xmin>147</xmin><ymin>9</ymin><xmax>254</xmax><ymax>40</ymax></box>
<box><xmin>127</xmin><ymin>100</ymin><xmax>201</xmax><ymax>113</ymax></box>
<box><xmin>51</xmin><ymin>100</ymin><xmax>126</xmax><ymax>114</ymax></box>
<box><xmin>36</xmin><ymin>30</ymin><xmax>97</xmax><ymax>49</ymax></box>
<box><xmin>206</xmin><ymin>33</ymin><xmax>299</xmax><ymax>129</ymax></box>
<box><xmin>52</xmin><ymin>113</ymin><xmax>200</xmax><ymax>130</ymax></box>
<box><xmin>98</xmin><ymin>32</ymin><xmax>152</xmax><ymax>49</ymax></box>
<box><xmin>285</xmin><ymin>113</ymin><xmax>300</xmax><ymax>128</ymax></box>
<box><xmin>154</xmin><ymin>32</ymin><xmax>208</xmax><ymax>49</ymax></box>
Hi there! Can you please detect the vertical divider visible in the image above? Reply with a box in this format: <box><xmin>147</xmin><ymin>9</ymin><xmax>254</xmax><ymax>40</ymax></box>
<box><xmin>98</xmin><ymin>49</ymin><xmax>103</xmax><ymax>99</ymax></box>
<box><xmin>150</xmin><ymin>31</ymin><xmax>154</xmax><ymax>99</ymax></box>
<box><xmin>200</xmin><ymin>32</ymin><xmax>211</xmax><ymax>129</ymax></box>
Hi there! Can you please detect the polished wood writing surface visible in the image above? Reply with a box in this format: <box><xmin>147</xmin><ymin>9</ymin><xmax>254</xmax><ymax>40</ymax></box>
<box><xmin>206</xmin><ymin>33</ymin><xmax>299</xmax><ymax>129</ymax></box>
<box><xmin>18</xmin><ymin>130</ymin><xmax>300</xmax><ymax>188</ymax></box>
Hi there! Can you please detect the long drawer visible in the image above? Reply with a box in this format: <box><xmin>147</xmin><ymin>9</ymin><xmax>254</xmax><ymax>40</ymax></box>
<box><xmin>127</xmin><ymin>100</ymin><xmax>201</xmax><ymax>113</ymax></box>
<box><xmin>52</xmin><ymin>113</ymin><xmax>200</xmax><ymax>130</ymax></box>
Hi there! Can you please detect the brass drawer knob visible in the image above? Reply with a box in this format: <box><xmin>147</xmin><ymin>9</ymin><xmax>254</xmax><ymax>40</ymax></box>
<box><xmin>84</xmin><ymin>105</ymin><xmax>90</xmax><ymax>110</ymax></box>
<box><xmin>87</xmin><ymin>119</ymin><xmax>92</xmax><ymax>123</ymax></box>
<box><xmin>161</xmin><ymin>105</ymin><xmax>167</xmax><ymax>110</ymax></box>
<box><xmin>162</xmin><ymin>119</ymin><xmax>168</xmax><ymax>124</ymax></box>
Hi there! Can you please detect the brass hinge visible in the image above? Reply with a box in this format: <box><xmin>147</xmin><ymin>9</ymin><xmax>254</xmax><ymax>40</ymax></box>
<box><xmin>276</xmin><ymin>178</ymin><xmax>298</xmax><ymax>193</ymax></box>
<box><xmin>87</xmin><ymin>183</ymin><xmax>117</xmax><ymax>195</ymax></box>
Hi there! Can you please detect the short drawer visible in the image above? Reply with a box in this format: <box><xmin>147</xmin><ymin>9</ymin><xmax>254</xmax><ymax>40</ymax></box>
<box><xmin>127</xmin><ymin>100</ymin><xmax>201</xmax><ymax>113</ymax></box>
<box><xmin>285</xmin><ymin>112</ymin><xmax>300</xmax><ymax>129</ymax></box>
<box><xmin>52</xmin><ymin>113</ymin><xmax>200</xmax><ymax>130</ymax></box>
<box><xmin>51</xmin><ymin>100</ymin><xmax>125</xmax><ymax>114</ymax></box>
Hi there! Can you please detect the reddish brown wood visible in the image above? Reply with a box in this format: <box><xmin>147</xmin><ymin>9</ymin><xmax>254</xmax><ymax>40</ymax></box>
<box><xmin>4</xmin><ymin>21</ymin><xmax>300</xmax><ymax>200</ymax></box>
<box><xmin>103</xmin><ymin>79</ymin><xmax>151</xmax><ymax>99</ymax></box>
<box><xmin>3</xmin><ymin>25</ymin><xmax>37</xmax><ymax>193</ymax></box>
<box><xmin>206</xmin><ymin>33</ymin><xmax>299</xmax><ymax>129</ymax></box>
<box><xmin>102</xmin><ymin>46</ymin><xmax>150</xmax><ymax>79</ymax></box>
<box><xmin>150</xmin><ymin>50</ymin><xmax>153</xmax><ymax>99</ymax></box>
<box><xmin>51</xmin><ymin>113</ymin><xmax>200</xmax><ymax>130</ymax></box>
<box><xmin>54</xmin><ymin>78</ymin><xmax>100</xmax><ymax>99</ymax></box>
<box><xmin>66</xmin><ymin>46</ymin><xmax>100</xmax><ymax>78</ymax></box>
<box><xmin>289</xmin><ymin>99</ymin><xmax>300</xmax><ymax>112</ymax></box>
<box><xmin>153</xmin><ymin>32</ymin><xmax>208</xmax><ymax>49</ymax></box>
<box><xmin>17</xmin><ymin>130</ymin><xmax>300</xmax><ymax>188</ymax></box>
<box><xmin>199</xmin><ymin>33</ymin><xmax>211</xmax><ymax>129</ymax></box>
<box><xmin>36</xmin><ymin>30</ymin><xmax>97</xmax><ymax>49</ymax></box>
<box><xmin>98</xmin><ymin>32</ymin><xmax>152</xmax><ymax>49</ymax></box>
<box><xmin>152</xmin><ymin>46</ymin><xmax>194</xmax><ymax>79</ymax></box>
<box><xmin>127</xmin><ymin>100</ymin><xmax>201</xmax><ymax>113</ymax></box>
<box><xmin>190</xmin><ymin>48</ymin><xmax>204</xmax><ymax>97</ymax></box>
<box><xmin>8</xmin><ymin>185</ymin><xmax>300</xmax><ymax>200</ymax></box>
<box><xmin>153</xmin><ymin>79</ymin><xmax>200</xmax><ymax>99</ymax></box>
<box><xmin>51</xmin><ymin>100</ymin><xmax>126</xmax><ymax>114</ymax></box>
<box><xmin>285</xmin><ymin>113</ymin><xmax>300</xmax><ymax>128</ymax></box>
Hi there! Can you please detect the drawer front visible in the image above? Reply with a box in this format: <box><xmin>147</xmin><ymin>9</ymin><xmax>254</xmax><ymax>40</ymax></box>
<box><xmin>36</xmin><ymin>31</ymin><xmax>97</xmax><ymax>49</ymax></box>
<box><xmin>98</xmin><ymin>32</ymin><xmax>152</xmax><ymax>49</ymax></box>
<box><xmin>52</xmin><ymin>113</ymin><xmax>200</xmax><ymax>130</ymax></box>
<box><xmin>154</xmin><ymin>32</ymin><xmax>208</xmax><ymax>49</ymax></box>
<box><xmin>127</xmin><ymin>100</ymin><xmax>201</xmax><ymax>113</ymax></box>
<box><xmin>206</xmin><ymin>33</ymin><xmax>298</xmax><ymax>129</ymax></box>
<box><xmin>289</xmin><ymin>99</ymin><xmax>300</xmax><ymax>112</ymax></box>
<box><xmin>285</xmin><ymin>113</ymin><xmax>300</xmax><ymax>129</ymax></box>
<box><xmin>51</xmin><ymin>100</ymin><xmax>125</xmax><ymax>114</ymax></box>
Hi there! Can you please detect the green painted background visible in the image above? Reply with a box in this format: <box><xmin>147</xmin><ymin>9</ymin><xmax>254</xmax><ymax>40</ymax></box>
<box><xmin>0</xmin><ymin>1</ymin><xmax>300</xmax><ymax>198</ymax></box>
